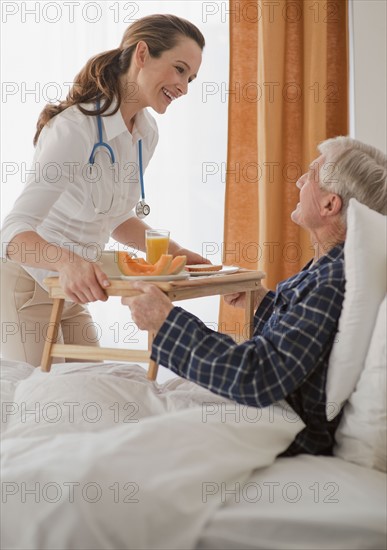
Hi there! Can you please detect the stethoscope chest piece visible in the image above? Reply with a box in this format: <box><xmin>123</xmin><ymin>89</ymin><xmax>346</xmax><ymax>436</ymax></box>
<box><xmin>135</xmin><ymin>200</ymin><xmax>151</xmax><ymax>219</ymax></box>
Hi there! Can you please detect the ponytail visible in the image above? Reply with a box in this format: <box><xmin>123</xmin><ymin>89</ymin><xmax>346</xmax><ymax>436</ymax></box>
<box><xmin>33</xmin><ymin>47</ymin><xmax>126</xmax><ymax>145</ymax></box>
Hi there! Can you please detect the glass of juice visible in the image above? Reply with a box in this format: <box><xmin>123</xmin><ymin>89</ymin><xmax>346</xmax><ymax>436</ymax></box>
<box><xmin>145</xmin><ymin>229</ymin><xmax>170</xmax><ymax>264</ymax></box>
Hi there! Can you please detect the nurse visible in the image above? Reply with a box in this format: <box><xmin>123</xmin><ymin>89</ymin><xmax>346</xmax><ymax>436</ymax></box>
<box><xmin>0</xmin><ymin>14</ymin><xmax>207</xmax><ymax>366</ymax></box>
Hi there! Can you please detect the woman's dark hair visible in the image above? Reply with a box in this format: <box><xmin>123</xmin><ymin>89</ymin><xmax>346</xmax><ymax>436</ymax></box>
<box><xmin>33</xmin><ymin>14</ymin><xmax>205</xmax><ymax>145</ymax></box>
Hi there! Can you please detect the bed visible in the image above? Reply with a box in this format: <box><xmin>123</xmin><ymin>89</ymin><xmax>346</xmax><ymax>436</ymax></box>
<box><xmin>1</xmin><ymin>200</ymin><xmax>386</xmax><ymax>549</ymax></box>
<box><xmin>0</xmin><ymin>359</ymin><xmax>385</xmax><ymax>550</ymax></box>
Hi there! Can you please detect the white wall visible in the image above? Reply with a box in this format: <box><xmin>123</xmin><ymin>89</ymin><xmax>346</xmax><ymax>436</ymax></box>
<box><xmin>0</xmin><ymin>1</ymin><xmax>229</xmax><ymax>377</ymax></box>
<box><xmin>351</xmin><ymin>0</ymin><xmax>387</xmax><ymax>152</ymax></box>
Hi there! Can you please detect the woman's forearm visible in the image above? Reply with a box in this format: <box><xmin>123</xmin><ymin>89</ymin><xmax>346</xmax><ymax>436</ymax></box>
<box><xmin>112</xmin><ymin>217</ymin><xmax>183</xmax><ymax>255</ymax></box>
<box><xmin>6</xmin><ymin>231</ymin><xmax>76</xmax><ymax>271</ymax></box>
<box><xmin>112</xmin><ymin>217</ymin><xmax>151</xmax><ymax>252</ymax></box>
<box><xmin>6</xmin><ymin>231</ymin><xmax>110</xmax><ymax>304</ymax></box>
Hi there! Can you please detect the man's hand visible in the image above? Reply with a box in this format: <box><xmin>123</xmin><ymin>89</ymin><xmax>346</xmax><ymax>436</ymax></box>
<box><xmin>122</xmin><ymin>282</ymin><xmax>173</xmax><ymax>332</ymax></box>
<box><xmin>223</xmin><ymin>292</ymin><xmax>247</xmax><ymax>309</ymax></box>
<box><xmin>224</xmin><ymin>287</ymin><xmax>269</xmax><ymax>310</ymax></box>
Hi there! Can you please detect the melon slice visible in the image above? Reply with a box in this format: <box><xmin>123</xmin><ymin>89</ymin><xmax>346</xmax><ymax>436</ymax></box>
<box><xmin>151</xmin><ymin>254</ymin><xmax>173</xmax><ymax>275</ymax></box>
<box><xmin>167</xmin><ymin>255</ymin><xmax>187</xmax><ymax>275</ymax></box>
<box><xmin>117</xmin><ymin>252</ymin><xmax>154</xmax><ymax>276</ymax></box>
<box><xmin>116</xmin><ymin>252</ymin><xmax>174</xmax><ymax>276</ymax></box>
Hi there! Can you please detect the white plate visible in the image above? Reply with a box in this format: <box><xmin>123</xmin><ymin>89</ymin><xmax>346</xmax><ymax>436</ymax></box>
<box><xmin>112</xmin><ymin>273</ymin><xmax>190</xmax><ymax>282</ymax></box>
<box><xmin>188</xmin><ymin>266</ymin><xmax>240</xmax><ymax>277</ymax></box>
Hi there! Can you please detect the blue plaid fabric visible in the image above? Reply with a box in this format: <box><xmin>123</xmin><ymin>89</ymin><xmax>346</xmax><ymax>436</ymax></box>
<box><xmin>152</xmin><ymin>243</ymin><xmax>346</xmax><ymax>456</ymax></box>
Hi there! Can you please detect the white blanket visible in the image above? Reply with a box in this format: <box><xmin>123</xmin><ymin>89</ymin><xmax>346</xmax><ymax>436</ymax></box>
<box><xmin>1</xmin><ymin>361</ymin><xmax>304</xmax><ymax>550</ymax></box>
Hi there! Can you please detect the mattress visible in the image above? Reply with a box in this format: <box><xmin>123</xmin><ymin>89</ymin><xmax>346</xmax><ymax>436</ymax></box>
<box><xmin>197</xmin><ymin>454</ymin><xmax>386</xmax><ymax>550</ymax></box>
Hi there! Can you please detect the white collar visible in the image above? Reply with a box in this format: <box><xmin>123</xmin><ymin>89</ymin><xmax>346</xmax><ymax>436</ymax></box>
<box><xmin>99</xmin><ymin>98</ymin><xmax>127</xmax><ymax>141</ymax></box>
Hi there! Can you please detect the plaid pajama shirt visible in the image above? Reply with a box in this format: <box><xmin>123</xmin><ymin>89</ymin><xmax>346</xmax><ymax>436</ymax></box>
<box><xmin>152</xmin><ymin>243</ymin><xmax>346</xmax><ymax>456</ymax></box>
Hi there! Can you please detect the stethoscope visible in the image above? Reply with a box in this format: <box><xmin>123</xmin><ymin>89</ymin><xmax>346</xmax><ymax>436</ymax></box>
<box><xmin>88</xmin><ymin>99</ymin><xmax>150</xmax><ymax>218</ymax></box>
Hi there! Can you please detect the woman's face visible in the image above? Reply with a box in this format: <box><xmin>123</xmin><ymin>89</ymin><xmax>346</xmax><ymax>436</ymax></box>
<box><xmin>132</xmin><ymin>37</ymin><xmax>203</xmax><ymax>113</ymax></box>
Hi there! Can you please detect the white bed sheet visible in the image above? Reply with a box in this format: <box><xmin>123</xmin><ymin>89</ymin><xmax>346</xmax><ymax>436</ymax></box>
<box><xmin>1</xmin><ymin>359</ymin><xmax>303</xmax><ymax>550</ymax></box>
<box><xmin>1</xmin><ymin>360</ymin><xmax>385</xmax><ymax>550</ymax></box>
<box><xmin>197</xmin><ymin>454</ymin><xmax>387</xmax><ymax>550</ymax></box>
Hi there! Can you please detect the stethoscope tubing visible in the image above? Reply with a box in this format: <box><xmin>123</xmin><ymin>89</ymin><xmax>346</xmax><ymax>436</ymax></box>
<box><xmin>88</xmin><ymin>103</ymin><xmax>116</xmax><ymax>164</ymax></box>
<box><xmin>88</xmin><ymin>98</ymin><xmax>149</xmax><ymax>215</ymax></box>
<box><xmin>138</xmin><ymin>138</ymin><xmax>145</xmax><ymax>201</ymax></box>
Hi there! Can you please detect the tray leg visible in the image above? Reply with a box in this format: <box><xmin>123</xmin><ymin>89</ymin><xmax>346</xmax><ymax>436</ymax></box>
<box><xmin>40</xmin><ymin>298</ymin><xmax>65</xmax><ymax>372</ymax></box>
<box><xmin>147</xmin><ymin>331</ymin><xmax>159</xmax><ymax>380</ymax></box>
<box><xmin>244</xmin><ymin>290</ymin><xmax>257</xmax><ymax>339</ymax></box>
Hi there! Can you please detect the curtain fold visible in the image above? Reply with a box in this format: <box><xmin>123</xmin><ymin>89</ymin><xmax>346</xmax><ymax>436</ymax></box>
<box><xmin>219</xmin><ymin>0</ymin><xmax>348</xmax><ymax>338</ymax></box>
<box><xmin>219</xmin><ymin>3</ymin><xmax>259</xmax><ymax>339</ymax></box>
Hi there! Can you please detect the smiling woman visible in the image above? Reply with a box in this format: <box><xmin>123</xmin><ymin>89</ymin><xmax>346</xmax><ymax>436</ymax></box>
<box><xmin>0</xmin><ymin>13</ymin><xmax>209</xmax><ymax>367</ymax></box>
<box><xmin>127</xmin><ymin>34</ymin><xmax>203</xmax><ymax>117</ymax></box>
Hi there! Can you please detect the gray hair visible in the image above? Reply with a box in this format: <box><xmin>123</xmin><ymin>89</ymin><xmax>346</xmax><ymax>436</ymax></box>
<box><xmin>317</xmin><ymin>136</ymin><xmax>387</xmax><ymax>221</ymax></box>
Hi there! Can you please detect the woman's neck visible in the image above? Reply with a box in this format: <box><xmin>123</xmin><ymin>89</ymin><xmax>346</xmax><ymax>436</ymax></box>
<box><xmin>119</xmin><ymin>72</ymin><xmax>143</xmax><ymax>133</ymax></box>
<box><xmin>120</xmin><ymin>103</ymin><xmax>139</xmax><ymax>133</ymax></box>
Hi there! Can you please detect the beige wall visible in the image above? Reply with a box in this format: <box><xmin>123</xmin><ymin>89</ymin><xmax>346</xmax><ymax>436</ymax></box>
<box><xmin>351</xmin><ymin>0</ymin><xmax>387</xmax><ymax>152</ymax></box>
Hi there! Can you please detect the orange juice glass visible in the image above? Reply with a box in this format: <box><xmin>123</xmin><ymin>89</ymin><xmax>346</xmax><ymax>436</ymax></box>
<box><xmin>145</xmin><ymin>230</ymin><xmax>170</xmax><ymax>264</ymax></box>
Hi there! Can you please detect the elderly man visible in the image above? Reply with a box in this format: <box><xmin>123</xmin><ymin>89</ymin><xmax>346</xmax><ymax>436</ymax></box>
<box><xmin>123</xmin><ymin>137</ymin><xmax>387</xmax><ymax>457</ymax></box>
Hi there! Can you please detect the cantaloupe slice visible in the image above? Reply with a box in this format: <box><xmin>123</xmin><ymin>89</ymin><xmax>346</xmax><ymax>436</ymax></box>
<box><xmin>117</xmin><ymin>252</ymin><xmax>153</xmax><ymax>276</ymax></box>
<box><xmin>116</xmin><ymin>252</ymin><xmax>175</xmax><ymax>276</ymax></box>
<box><xmin>151</xmin><ymin>254</ymin><xmax>173</xmax><ymax>275</ymax></box>
<box><xmin>167</xmin><ymin>255</ymin><xmax>187</xmax><ymax>275</ymax></box>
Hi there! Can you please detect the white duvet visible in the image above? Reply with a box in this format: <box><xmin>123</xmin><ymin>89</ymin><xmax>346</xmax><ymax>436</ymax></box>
<box><xmin>1</xmin><ymin>360</ymin><xmax>304</xmax><ymax>550</ymax></box>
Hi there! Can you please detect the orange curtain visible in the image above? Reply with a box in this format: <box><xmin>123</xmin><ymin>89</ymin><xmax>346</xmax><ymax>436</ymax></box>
<box><xmin>219</xmin><ymin>0</ymin><xmax>348</xmax><ymax>339</ymax></box>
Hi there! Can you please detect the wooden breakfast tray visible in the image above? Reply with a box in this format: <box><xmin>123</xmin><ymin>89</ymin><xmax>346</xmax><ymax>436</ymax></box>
<box><xmin>41</xmin><ymin>269</ymin><xmax>265</xmax><ymax>378</ymax></box>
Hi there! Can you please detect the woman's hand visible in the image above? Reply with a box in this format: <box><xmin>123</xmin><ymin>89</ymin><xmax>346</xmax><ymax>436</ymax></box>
<box><xmin>58</xmin><ymin>256</ymin><xmax>110</xmax><ymax>304</ymax></box>
<box><xmin>224</xmin><ymin>287</ymin><xmax>269</xmax><ymax>310</ymax></box>
<box><xmin>172</xmin><ymin>247</ymin><xmax>211</xmax><ymax>265</ymax></box>
<box><xmin>7</xmin><ymin>232</ymin><xmax>110</xmax><ymax>304</ymax></box>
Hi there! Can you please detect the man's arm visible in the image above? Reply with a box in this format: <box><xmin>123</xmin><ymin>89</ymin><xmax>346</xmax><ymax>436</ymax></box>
<box><xmin>223</xmin><ymin>288</ymin><xmax>275</xmax><ymax>334</ymax></box>
<box><xmin>253</xmin><ymin>291</ymin><xmax>275</xmax><ymax>334</ymax></box>
<box><xmin>124</xmin><ymin>278</ymin><xmax>344</xmax><ymax>408</ymax></box>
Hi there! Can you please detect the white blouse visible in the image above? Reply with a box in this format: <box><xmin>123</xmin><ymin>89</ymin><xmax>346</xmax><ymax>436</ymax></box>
<box><xmin>1</xmin><ymin>101</ymin><xmax>158</xmax><ymax>287</ymax></box>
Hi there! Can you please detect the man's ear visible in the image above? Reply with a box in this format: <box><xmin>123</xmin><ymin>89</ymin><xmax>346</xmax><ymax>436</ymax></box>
<box><xmin>322</xmin><ymin>193</ymin><xmax>342</xmax><ymax>217</ymax></box>
<box><xmin>134</xmin><ymin>41</ymin><xmax>149</xmax><ymax>68</ymax></box>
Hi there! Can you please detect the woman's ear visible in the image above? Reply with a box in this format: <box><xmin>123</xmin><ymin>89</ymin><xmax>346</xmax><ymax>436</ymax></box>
<box><xmin>134</xmin><ymin>41</ymin><xmax>149</xmax><ymax>68</ymax></box>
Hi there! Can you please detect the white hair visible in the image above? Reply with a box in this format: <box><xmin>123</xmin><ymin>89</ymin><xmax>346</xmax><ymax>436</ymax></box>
<box><xmin>317</xmin><ymin>136</ymin><xmax>387</xmax><ymax>221</ymax></box>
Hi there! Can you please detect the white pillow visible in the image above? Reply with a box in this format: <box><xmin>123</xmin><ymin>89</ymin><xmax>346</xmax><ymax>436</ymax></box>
<box><xmin>326</xmin><ymin>199</ymin><xmax>387</xmax><ymax>420</ymax></box>
<box><xmin>334</xmin><ymin>295</ymin><xmax>386</xmax><ymax>472</ymax></box>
